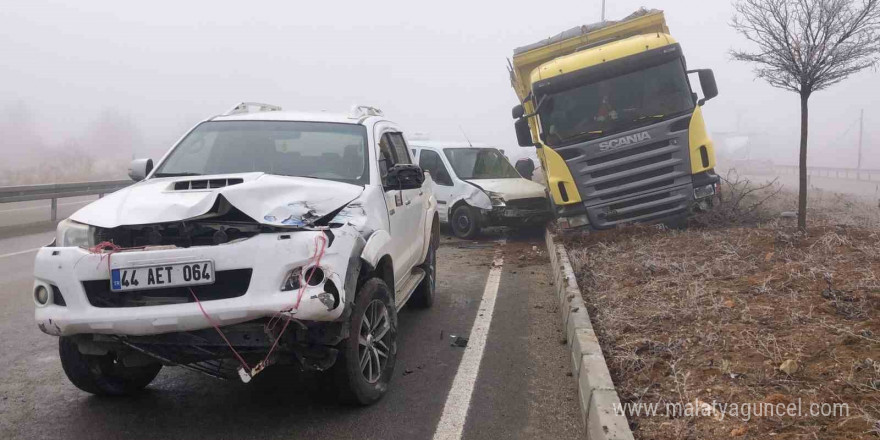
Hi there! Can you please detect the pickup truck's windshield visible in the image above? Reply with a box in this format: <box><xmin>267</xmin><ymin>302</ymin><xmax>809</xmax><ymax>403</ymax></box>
<box><xmin>537</xmin><ymin>60</ymin><xmax>694</xmax><ymax>147</ymax></box>
<box><xmin>443</xmin><ymin>148</ymin><xmax>521</xmax><ymax>180</ymax></box>
<box><xmin>155</xmin><ymin>121</ymin><xmax>369</xmax><ymax>185</ymax></box>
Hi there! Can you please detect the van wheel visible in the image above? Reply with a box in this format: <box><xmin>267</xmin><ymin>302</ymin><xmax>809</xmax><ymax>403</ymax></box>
<box><xmin>451</xmin><ymin>205</ymin><xmax>481</xmax><ymax>239</ymax></box>
<box><xmin>59</xmin><ymin>337</ymin><xmax>162</xmax><ymax>396</ymax></box>
<box><xmin>333</xmin><ymin>278</ymin><xmax>397</xmax><ymax>405</ymax></box>
<box><xmin>411</xmin><ymin>239</ymin><xmax>436</xmax><ymax>308</ymax></box>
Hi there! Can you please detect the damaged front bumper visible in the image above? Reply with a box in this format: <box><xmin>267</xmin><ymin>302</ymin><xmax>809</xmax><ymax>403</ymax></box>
<box><xmin>484</xmin><ymin>208</ymin><xmax>553</xmax><ymax>226</ymax></box>
<box><xmin>34</xmin><ymin>227</ymin><xmax>362</xmax><ymax>337</ymax></box>
<box><xmin>482</xmin><ymin>198</ymin><xmax>553</xmax><ymax>226</ymax></box>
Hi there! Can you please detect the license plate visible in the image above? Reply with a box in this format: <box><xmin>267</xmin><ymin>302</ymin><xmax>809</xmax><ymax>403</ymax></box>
<box><xmin>111</xmin><ymin>261</ymin><xmax>215</xmax><ymax>292</ymax></box>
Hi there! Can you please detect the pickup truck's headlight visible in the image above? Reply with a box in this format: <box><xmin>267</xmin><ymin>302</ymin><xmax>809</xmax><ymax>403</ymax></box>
<box><xmin>56</xmin><ymin>219</ymin><xmax>96</xmax><ymax>248</ymax></box>
<box><xmin>486</xmin><ymin>191</ymin><xmax>506</xmax><ymax>207</ymax></box>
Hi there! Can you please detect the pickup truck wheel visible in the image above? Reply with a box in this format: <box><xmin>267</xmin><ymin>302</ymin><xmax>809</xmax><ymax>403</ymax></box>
<box><xmin>410</xmin><ymin>239</ymin><xmax>436</xmax><ymax>308</ymax></box>
<box><xmin>333</xmin><ymin>278</ymin><xmax>397</xmax><ymax>405</ymax></box>
<box><xmin>59</xmin><ymin>337</ymin><xmax>161</xmax><ymax>396</ymax></box>
<box><xmin>451</xmin><ymin>205</ymin><xmax>481</xmax><ymax>239</ymax></box>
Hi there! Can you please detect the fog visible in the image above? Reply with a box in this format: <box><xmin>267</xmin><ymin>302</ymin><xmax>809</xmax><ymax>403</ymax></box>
<box><xmin>1</xmin><ymin>0</ymin><xmax>878</xmax><ymax>183</ymax></box>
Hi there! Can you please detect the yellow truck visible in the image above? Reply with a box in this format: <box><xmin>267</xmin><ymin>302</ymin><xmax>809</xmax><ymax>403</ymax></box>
<box><xmin>509</xmin><ymin>9</ymin><xmax>720</xmax><ymax>229</ymax></box>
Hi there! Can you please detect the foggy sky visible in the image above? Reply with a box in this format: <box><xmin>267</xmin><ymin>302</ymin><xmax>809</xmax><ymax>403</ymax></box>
<box><xmin>1</xmin><ymin>0</ymin><xmax>878</xmax><ymax>171</ymax></box>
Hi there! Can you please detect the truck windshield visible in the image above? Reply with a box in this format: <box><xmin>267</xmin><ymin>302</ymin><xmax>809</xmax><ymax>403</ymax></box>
<box><xmin>537</xmin><ymin>60</ymin><xmax>694</xmax><ymax>147</ymax></box>
<box><xmin>154</xmin><ymin>121</ymin><xmax>369</xmax><ymax>185</ymax></box>
<box><xmin>443</xmin><ymin>148</ymin><xmax>521</xmax><ymax>180</ymax></box>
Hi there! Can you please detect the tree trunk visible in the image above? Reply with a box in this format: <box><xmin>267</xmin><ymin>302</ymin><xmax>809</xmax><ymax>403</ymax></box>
<box><xmin>798</xmin><ymin>93</ymin><xmax>809</xmax><ymax>231</ymax></box>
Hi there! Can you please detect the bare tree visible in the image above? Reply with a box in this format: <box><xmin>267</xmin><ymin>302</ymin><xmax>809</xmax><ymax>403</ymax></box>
<box><xmin>731</xmin><ymin>0</ymin><xmax>880</xmax><ymax>230</ymax></box>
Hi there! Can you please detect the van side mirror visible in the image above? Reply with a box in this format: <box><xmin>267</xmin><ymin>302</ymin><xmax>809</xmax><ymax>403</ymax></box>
<box><xmin>515</xmin><ymin>118</ymin><xmax>535</xmax><ymax>147</ymax></box>
<box><xmin>385</xmin><ymin>164</ymin><xmax>424</xmax><ymax>190</ymax></box>
<box><xmin>128</xmin><ymin>158</ymin><xmax>153</xmax><ymax>181</ymax></box>
<box><xmin>691</xmin><ymin>69</ymin><xmax>718</xmax><ymax>105</ymax></box>
<box><xmin>512</xmin><ymin>104</ymin><xmax>525</xmax><ymax>119</ymax></box>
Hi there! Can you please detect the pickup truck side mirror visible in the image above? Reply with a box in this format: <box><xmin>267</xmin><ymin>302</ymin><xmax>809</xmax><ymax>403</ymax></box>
<box><xmin>128</xmin><ymin>158</ymin><xmax>153</xmax><ymax>181</ymax></box>
<box><xmin>385</xmin><ymin>164</ymin><xmax>425</xmax><ymax>190</ymax></box>
<box><xmin>515</xmin><ymin>118</ymin><xmax>535</xmax><ymax>147</ymax></box>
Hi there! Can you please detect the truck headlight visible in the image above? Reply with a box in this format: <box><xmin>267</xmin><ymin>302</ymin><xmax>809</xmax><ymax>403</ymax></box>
<box><xmin>56</xmin><ymin>219</ymin><xmax>96</xmax><ymax>248</ymax></box>
<box><xmin>694</xmin><ymin>184</ymin><xmax>716</xmax><ymax>200</ymax></box>
<box><xmin>486</xmin><ymin>191</ymin><xmax>506</xmax><ymax>207</ymax></box>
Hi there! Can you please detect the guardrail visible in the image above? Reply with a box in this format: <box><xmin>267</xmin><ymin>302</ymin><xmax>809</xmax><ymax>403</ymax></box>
<box><xmin>774</xmin><ymin>165</ymin><xmax>880</xmax><ymax>182</ymax></box>
<box><xmin>0</xmin><ymin>180</ymin><xmax>130</xmax><ymax>222</ymax></box>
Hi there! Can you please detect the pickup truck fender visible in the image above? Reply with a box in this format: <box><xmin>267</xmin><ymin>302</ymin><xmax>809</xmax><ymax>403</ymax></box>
<box><xmin>360</xmin><ymin>229</ymin><xmax>392</xmax><ymax>270</ymax></box>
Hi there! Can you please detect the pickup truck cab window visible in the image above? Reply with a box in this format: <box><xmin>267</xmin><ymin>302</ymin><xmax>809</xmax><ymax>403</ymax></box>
<box><xmin>155</xmin><ymin>121</ymin><xmax>369</xmax><ymax>185</ymax></box>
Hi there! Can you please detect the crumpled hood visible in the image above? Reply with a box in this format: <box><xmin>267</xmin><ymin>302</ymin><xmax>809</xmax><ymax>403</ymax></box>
<box><xmin>466</xmin><ymin>178</ymin><xmax>547</xmax><ymax>201</ymax></box>
<box><xmin>70</xmin><ymin>172</ymin><xmax>364</xmax><ymax>228</ymax></box>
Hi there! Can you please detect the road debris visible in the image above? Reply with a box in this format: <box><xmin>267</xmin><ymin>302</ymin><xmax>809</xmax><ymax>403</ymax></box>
<box><xmin>450</xmin><ymin>335</ymin><xmax>469</xmax><ymax>347</ymax></box>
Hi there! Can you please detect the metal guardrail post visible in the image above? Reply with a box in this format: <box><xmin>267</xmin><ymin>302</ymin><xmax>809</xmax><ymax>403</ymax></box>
<box><xmin>0</xmin><ymin>180</ymin><xmax>129</xmax><ymax>225</ymax></box>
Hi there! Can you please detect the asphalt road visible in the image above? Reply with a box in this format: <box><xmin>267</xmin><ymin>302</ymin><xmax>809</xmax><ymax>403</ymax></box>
<box><xmin>0</xmin><ymin>228</ymin><xmax>580</xmax><ymax>440</ymax></box>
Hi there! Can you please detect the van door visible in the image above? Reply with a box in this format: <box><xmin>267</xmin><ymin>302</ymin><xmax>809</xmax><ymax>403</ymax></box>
<box><xmin>418</xmin><ymin>148</ymin><xmax>455</xmax><ymax>222</ymax></box>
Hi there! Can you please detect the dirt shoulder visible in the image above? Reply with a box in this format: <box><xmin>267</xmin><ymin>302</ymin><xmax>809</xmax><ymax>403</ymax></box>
<box><xmin>563</xmin><ymin>221</ymin><xmax>879</xmax><ymax>439</ymax></box>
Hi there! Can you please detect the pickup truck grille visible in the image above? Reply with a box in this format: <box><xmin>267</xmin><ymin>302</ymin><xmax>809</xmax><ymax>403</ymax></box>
<box><xmin>82</xmin><ymin>269</ymin><xmax>252</xmax><ymax>308</ymax></box>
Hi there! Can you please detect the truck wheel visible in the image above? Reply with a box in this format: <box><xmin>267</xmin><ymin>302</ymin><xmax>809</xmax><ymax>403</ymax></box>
<box><xmin>59</xmin><ymin>336</ymin><xmax>161</xmax><ymax>396</ymax></box>
<box><xmin>663</xmin><ymin>213</ymin><xmax>689</xmax><ymax>230</ymax></box>
<box><xmin>333</xmin><ymin>278</ymin><xmax>397</xmax><ymax>405</ymax></box>
<box><xmin>451</xmin><ymin>205</ymin><xmax>481</xmax><ymax>239</ymax></box>
<box><xmin>410</xmin><ymin>239</ymin><xmax>436</xmax><ymax>308</ymax></box>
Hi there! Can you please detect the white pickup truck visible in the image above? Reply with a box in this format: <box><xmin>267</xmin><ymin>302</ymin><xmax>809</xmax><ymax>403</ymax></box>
<box><xmin>32</xmin><ymin>103</ymin><xmax>439</xmax><ymax>405</ymax></box>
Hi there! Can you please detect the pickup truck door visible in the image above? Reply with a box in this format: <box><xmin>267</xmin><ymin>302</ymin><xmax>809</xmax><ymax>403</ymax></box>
<box><xmin>377</xmin><ymin>130</ymin><xmax>423</xmax><ymax>287</ymax></box>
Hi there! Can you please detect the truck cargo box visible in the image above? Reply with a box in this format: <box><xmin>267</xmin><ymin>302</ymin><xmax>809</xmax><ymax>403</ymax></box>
<box><xmin>509</xmin><ymin>8</ymin><xmax>668</xmax><ymax>101</ymax></box>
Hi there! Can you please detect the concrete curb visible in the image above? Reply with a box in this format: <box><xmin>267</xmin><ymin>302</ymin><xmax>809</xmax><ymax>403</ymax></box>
<box><xmin>545</xmin><ymin>228</ymin><xmax>635</xmax><ymax>440</ymax></box>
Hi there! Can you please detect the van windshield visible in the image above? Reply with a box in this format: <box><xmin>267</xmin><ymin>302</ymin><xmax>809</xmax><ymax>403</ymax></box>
<box><xmin>537</xmin><ymin>60</ymin><xmax>694</xmax><ymax>147</ymax></box>
<box><xmin>154</xmin><ymin>121</ymin><xmax>369</xmax><ymax>185</ymax></box>
<box><xmin>443</xmin><ymin>148</ymin><xmax>521</xmax><ymax>180</ymax></box>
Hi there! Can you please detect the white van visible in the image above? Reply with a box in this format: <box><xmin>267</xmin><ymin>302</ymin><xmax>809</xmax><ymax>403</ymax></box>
<box><xmin>411</xmin><ymin>141</ymin><xmax>550</xmax><ymax>238</ymax></box>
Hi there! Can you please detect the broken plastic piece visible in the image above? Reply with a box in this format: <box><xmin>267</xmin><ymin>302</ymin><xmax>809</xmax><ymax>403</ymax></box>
<box><xmin>450</xmin><ymin>335</ymin><xmax>469</xmax><ymax>347</ymax></box>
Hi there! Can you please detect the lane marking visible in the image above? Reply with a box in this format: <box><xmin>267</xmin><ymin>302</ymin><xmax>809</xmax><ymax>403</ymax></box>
<box><xmin>433</xmin><ymin>240</ymin><xmax>505</xmax><ymax>440</ymax></box>
<box><xmin>0</xmin><ymin>247</ymin><xmax>41</xmax><ymax>259</ymax></box>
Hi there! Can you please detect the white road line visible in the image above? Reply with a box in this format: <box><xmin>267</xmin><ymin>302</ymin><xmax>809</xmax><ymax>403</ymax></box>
<box><xmin>433</xmin><ymin>240</ymin><xmax>505</xmax><ymax>440</ymax></box>
<box><xmin>0</xmin><ymin>248</ymin><xmax>41</xmax><ymax>259</ymax></box>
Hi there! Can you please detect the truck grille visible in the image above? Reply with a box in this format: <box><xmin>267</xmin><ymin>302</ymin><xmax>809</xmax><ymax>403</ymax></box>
<box><xmin>579</xmin><ymin>140</ymin><xmax>685</xmax><ymax>201</ymax></box>
<box><xmin>82</xmin><ymin>269</ymin><xmax>252</xmax><ymax>308</ymax></box>
<box><xmin>554</xmin><ymin>114</ymin><xmax>695</xmax><ymax>229</ymax></box>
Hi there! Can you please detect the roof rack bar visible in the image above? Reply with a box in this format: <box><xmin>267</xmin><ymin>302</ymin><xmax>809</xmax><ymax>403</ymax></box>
<box><xmin>223</xmin><ymin>102</ymin><xmax>283</xmax><ymax>116</ymax></box>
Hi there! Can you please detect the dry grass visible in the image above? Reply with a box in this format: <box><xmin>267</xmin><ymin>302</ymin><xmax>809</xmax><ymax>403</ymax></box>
<box><xmin>564</xmin><ymin>183</ymin><xmax>880</xmax><ymax>439</ymax></box>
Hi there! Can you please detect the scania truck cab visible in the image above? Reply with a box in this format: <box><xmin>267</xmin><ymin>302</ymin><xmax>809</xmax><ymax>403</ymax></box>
<box><xmin>509</xmin><ymin>9</ymin><xmax>720</xmax><ymax>229</ymax></box>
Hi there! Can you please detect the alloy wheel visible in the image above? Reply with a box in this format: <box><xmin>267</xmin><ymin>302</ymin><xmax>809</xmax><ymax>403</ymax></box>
<box><xmin>358</xmin><ymin>299</ymin><xmax>391</xmax><ymax>383</ymax></box>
